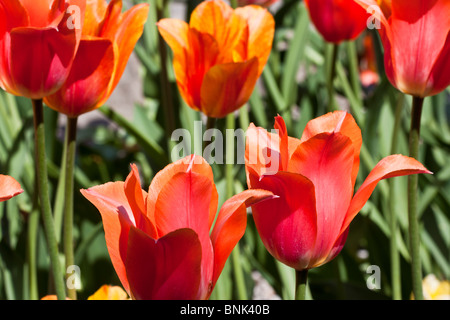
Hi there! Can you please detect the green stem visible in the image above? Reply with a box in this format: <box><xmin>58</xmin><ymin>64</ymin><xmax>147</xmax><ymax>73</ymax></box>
<box><xmin>32</xmin><ymin>99</ymin><xmax>65</xmax><ymax>300</ymax></box>
<box><xmin>389</xmin><ymin>93</ymin><xmax>405</xmax><ymax>300</ymax></box>
<box><xmin>407</xmin><ymin>96</ymin><xmax>424</xmax><ymax>300</ymax></box>
<box><xmin>226</xmin><ymin>113</ymin><xmax>247</xmax><ymax>300</ymax></box>
<box><xmin>63</xmin><ymin>116</ymin><xmax>78</xmax><ymax>300</ymax></box>
<box><xmin>326</xmin><ymin>43</ymin><xmax>339</xmax><ymax>111</ymax></box>
<box><xmin>295</xmin><ymin>269</ymin><xmax>308</xmax><ymax>300</ymax></box>
<box><xmin>27</xmin><ymin>207</ymin><xmax>39</xmax><ymax>300</ymax></box>
<box><xmin>346</xmin><ymin>40</ymin><xmax>362</xmax><ymax>106</ymax></box>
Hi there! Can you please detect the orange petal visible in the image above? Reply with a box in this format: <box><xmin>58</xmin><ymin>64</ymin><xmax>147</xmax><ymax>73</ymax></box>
<box><xmin>80</xmin><ymin>181</ymin><xmax>135</xmax><ymax>294</ymax></box>
<box><xmin>274</xmin><ymin>115</ymin><xmax>288</xmax><ymax>171</ymax></box>
<box><xmin>0</xmin><ymin>174</ymin><xmax>23</xmax><ymax>202</ymax></box>
<box><xmin>146</xmin><ymin>155</ymin><xmax>218</xmax><ymax>235</ymax></box>
<box><xmin>341</xmin><ymin>154</ymin><xmax>432</xmax><ymax>235</ymax></box>
<box><xmin>210</xmin><ymin>189</ymin><xmax>275</xmax><ymax>291</ymax></box>
<box><xmin>300</xmin><ymin>111</ymin><xmax>362</xmax><ymax>188</ymax></box>
<box><xmin>87</xmin><ymin>285</ymin><xmax>129</xmax><ymax>300</ymax></box>
<box><xmin>235</xmin><ymin>5</ymin><xmax>274</xmax><ymax>75</ymax></box>
<box><xmin>200</xmin><ymin>57</ymin><xmax>259</xmax><ymax>118</ymax></box>
<box><xmin>98</xmin><ymin>1</ymin><xmax>149</xmax><ymax>104</ymax></box>
<box><xmin>82</xmin><ymin>0</ymin><xmax>109</xmax><ymax>36</ymax></box>
<box><xmin>126</xmin><ymin>227</ymin><xmax>202</xmax><ymax>300</ymax></box>
<box><xmin>44</xmin><ymin>37</ymin><xmax>115</xmax><ymax>116</ymax></box>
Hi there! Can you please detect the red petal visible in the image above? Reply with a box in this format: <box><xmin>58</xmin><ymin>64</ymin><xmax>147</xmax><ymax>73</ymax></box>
<box><xmin>80</xmin><ymin>182</ymin><xmax>135</xmax><ymax>294</ymax></box>
<box><xmin>341</xmin><ymin>154</ymin><xmax>432</xmax><ymax>235</ymax></box>
<box><xmin>288</xmin><ymin>132</ymin><xmax>354</xmax><ymax>264</ymax></box>
<box><xmin>44</xmin><ymin>37</ymin><xmax>115</xmax><ymax>116</ymax></box>
<box><xmin>9</xmin><ymin>26</ymin><xmax>77</xmax><ymax>98</ymax></box>
<box><xmin>249</xmin><ymin>170</ymin><xmax>317</xmax><ymax>270</ymax></box>
<box><xmin>126</xmin><ymin>227</ymin><xmax>202</xmax><ymax>300</ymax></box>
<box><xmin>274</xmin><ymin>115</ymin><xmax>288</xmax><ymax>171</ymax></box>
<box><xmin>0</xmin><ymin>174</ymin><xmax>23</xmax><ymax>202</ymax></box>
<box><xmin>210</xmin><ymin>189</ymin><xmax>274</xmax><ymax>291</ymax></box>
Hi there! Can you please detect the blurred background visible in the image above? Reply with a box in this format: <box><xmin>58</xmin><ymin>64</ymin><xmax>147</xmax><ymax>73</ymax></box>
<box><xmin>0</xmin><ymin>0</ymin><xmax>448</xmax><ymax>300</ymax></box>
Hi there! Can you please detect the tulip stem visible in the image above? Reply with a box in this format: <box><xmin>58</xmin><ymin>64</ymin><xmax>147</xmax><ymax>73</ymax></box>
<box><xmin>32</xmin><ymin>99</ymin><xmax>65</xmax><ymax>300</ymax></box>
<box><xmin>63</xmin><ymin>116</ymin><xmax>78</xmax><ymax>300</ymax></box>
<box><xmin>226</xmin><ymin>113</ymin><xmax>247</xmax><ymax>300</ymax></box>
<box><xmin>326</xmin><ymin>43</ymin><xmax>339</xmax><ymax>111</ymax></box>
<box><xmin>295</xmin><ymin>269</ymin><xmax>308</xmax><ymax>300</ymax></box>
<box><xmin>389</xmin><ymin>93</ymin><xmax>405</xmax><ymax>300</ymax></box>
<box><xmin>407</xmin><ymin>96</ymin><xmax>424</xmax><ymax>300</ymax></box>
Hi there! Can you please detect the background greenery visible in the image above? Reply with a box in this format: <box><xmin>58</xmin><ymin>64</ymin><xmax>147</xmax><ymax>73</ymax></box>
<box><xmin>0</xmin><ymin>0</ymin><xmax>448</xmax><ymax>300</ymax></box>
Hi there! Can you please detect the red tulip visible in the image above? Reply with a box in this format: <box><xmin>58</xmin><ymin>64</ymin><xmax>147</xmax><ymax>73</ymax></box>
<box><xmin>81</xmin><ymin>155</ymin><xmax>274</xmax><ymax>300</ymax></box>
<box><xmin>245</xmin><ymin>112</ymin><xmax>431</xmax><ymax>270</ymax></box>
<box><xmin>0</xmin><ymin>0</ymin><xmax>85</xmax><ymax>99</ymax></box>
<box><xmin>304</xmin><ymin>0</ymin><xmax>370</xmax><ymax>43</ymax></box>
<box><xmin>0</xmin><ymin>174</ymin><xmax>23</xmax><ymax>202</ymax></box>
<box><xmin>44</xmin><ymin>0</ymin><xmax>149</xmax><ymax>117</ymax></box>
<box><xmin>355</xmin><ymin>0</ymin><xmax>450</xmax><ymax>97</ymax></box>
<box><xmin>157</xmin><ymin>0</ymin><xmax>274</xmax><ymax>118</ymax></box>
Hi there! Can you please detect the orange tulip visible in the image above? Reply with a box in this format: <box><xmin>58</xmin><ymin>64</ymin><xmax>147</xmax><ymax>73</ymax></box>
<box><xmin>304</xmin><ymin>0</ymin><xmax>370</xmax><ymax>43</ymax></box>
<box><xmin>44</xmin><ymin>0</ymin><xmax>149</xmax><ymax>117</ymax></box>
<box><xmin>355</xmin><ymin>0</ymin><xmax>450</xmax><ymax>97</ymax></box>
<box><xmin>81</xmin><ymin>155</ymin><xmax>274</xmax><ymax>300</ymax></box>
<box><xmin>157</xmin><ymin>0</ymin><xmax>274</xmax><ymax>118</ymax></box>
<box><xmin>88</xmin><ymin>285</ymin><xmax>129</xmax><ymax>300</ymax></box>
<box><xmin>245</xmin><ymin>112</ymin><xmax>431</xmax><ymax>270</ymax></box>
<box><xmin>0</xmin><ymin>174</ymin><xmax>23</xmax><ymax>202</ymax></box>
<box><xmin>0</xmin><ymin>0</ymin><xmax>85</xmax><ymax>99</ymax></box>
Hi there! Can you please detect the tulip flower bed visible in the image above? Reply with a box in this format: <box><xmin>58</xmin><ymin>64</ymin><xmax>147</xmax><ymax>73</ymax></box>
<box><xmin>0</xmin><ymin>0</ymin><xmax>448</xmax><ymax>302</ymax></box>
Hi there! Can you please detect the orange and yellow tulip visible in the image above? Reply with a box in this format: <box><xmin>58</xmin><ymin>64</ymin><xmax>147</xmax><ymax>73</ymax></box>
<box><xmin>157</xmin><ymin>0</ymin><xmax>274</xmax><ymax>118</ymax></box>
<box><xmin>355</xmin><ymin>0</ymin><xmax>450</xmax><ymax>97</ymax></box>
<box><xmin>44</xmin><ymin>0</ymin><xmax>149</xmax><ymax>117</ymax></box>
<box><xmin>0</xmin><ymin>174</ymin><xmax>23</xmax><ymax>202</ymax></box>
<box><xmin>0</xmin><ymin>0</ymin><xmax>85</xmax><ymax>99</ymax></box>
<box><xmin>81</xmin><ymin>155</ymin><xmax>274</xmax><ymax>300</ymax></box>
<box><xmin>304</xmin><ymin>0</ymin><xmax>370</xmax><ymax>44</ymax></box>
<box><xmin>245</xmin><ymin>112</ymin><xmax>431</xmax><ymax>270</ymax></box>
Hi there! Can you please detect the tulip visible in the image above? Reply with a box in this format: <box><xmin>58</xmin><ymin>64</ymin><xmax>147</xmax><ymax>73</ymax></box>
<box><xmin>157</xmin><ymin>0</ymin><xmax>274</xmax><ymax>118</ymax></box>
<box><xmin>44</xmin><ymin>0</ymin><xmax>149</xmax><ymax>117</ymax></box>
<box><xmin>0</xmin><ymin>0</ymin><xmax>85</xmax><ymax>99</ymax></box>
<box><xmin>81</xmin><ymin>155</ymin><xmax>274</xmax><ymax>300</ymax></box>
<box><xmin>304</xmin><ymin>0</ymin><xmax>370</xmax><ymax>44</ymax></box>
<box><xmin>244</xmin><ymin>112</ymin><xmax>431</xmax><ymax>294</ymax></box>
<box><xmin>0</xmin><ymin>174</ymin><xmax>23</xmax><ymax>202</ymax></box>
<box><xmin>88</xmin><ymin>285</ymin><xmax>129</xmax><ymax>300</ymax></box>
<box><xmin>354</xmin><ymin>0</ymin><xmax>450</xmax><ymax>98</ymax></box>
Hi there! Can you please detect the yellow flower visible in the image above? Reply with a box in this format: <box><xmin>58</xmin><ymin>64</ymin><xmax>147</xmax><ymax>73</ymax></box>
<box><xmin>422</xmin><ymin>275</ymin><xmax>450</xmax><ymax>300</ymax></box>
<box><xmin>88</xmin><ymin>285</ymin><xmax>129</xmax><ymax>300</ymax></box>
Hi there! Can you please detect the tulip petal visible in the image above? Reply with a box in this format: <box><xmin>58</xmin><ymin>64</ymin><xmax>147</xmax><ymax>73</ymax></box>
<box><xmin>80</xmin><ymin>182</ymin><xmax>136</xmax><ymax>294</ymax></box>
<box><xmin>288</xmin><ymin>132</ymin><xmax>354</xmax><ymax>264</ymax></box>
<box><xmin>274</xmin><ymin>115</ymin><xmax>288</xmax><ymax>171</ymax></box>
<box><xmin>300</xmin><ymin>111</ymin><xmax>362</xmax><ymax>188</ymax></box>
<box><xmin>147</xmin><ymin>155</ymin><xmax>218</xmax><ymax>234</ymax></box>
<box><xmin>341</xmin><ymin>154</ymin><xmax>432</xmax><ymax>235</ymax></box>
<box><xmin>123</xmin><ymin>164</ymin><xmax>156</xmax><ymax>238</ymax></box>
<box><xmin>427</xmin><ymin>33</ymin><xmax>450</xmax><ymax>96</ymax></box>
<box><xmin>245</xmin><ymin>122</ymin><xmax>301</xmax><ymax>178</ymax></box>
<box><xmin>153</xmin><ymin>168</ymin><xmax>215</xmax><ymax>299</ymax></box>
<box><xmin>0</xmin><ymin>174</ymin><xmax>23</xmax><ymax>202</ymax></box>
<box><xmin>98</xmin><ymin>1</ymin><xmax>149</xmax><ymax>104</ymax></box>
<box><xmin>44</xmin><ymin>37</ymin><xmax>115</xmax><ymax>116</ymax></box>
<box><xmin>9</xmin><ymin>25</ymin><xmax>77</xmax><ymax>98</ymax></box>
<box><xmin>201</xmin><ymin>57</ymin><xmax>259</xmax><ymax>118</ymax></box>
<box><xmin>210</xmin><ymin>189</ymin><xmax>275</xmax><ymax>289</ymax></box>
<box><xmin>249</xmin><ymin>169</ymin><xmax>317</xmax><ymax>270</ymax></box>
<box><xmin>126</xmin><ymin>227</ymin><xmax>202</xmax><ymax>300</ymax></box>
<box><xmin>235</xmin><ymin>5</ymin><xmax>274</xmax><ymax>75</ymax></box>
